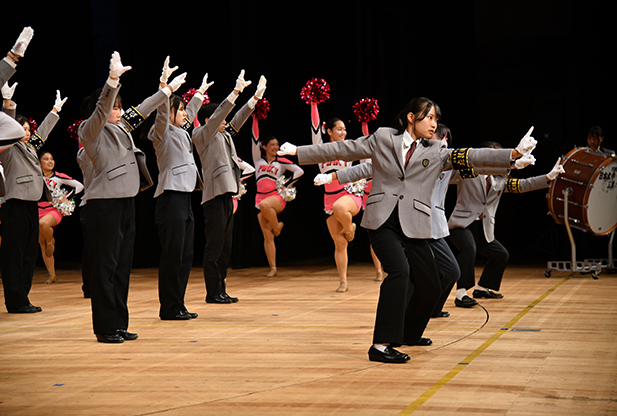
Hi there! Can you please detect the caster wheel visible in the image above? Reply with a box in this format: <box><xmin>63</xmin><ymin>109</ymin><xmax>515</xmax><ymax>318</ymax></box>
<box><xmin>544</xmin><ymin>270</ymin><xmax>552</xmax><ymax>278</ymax></box>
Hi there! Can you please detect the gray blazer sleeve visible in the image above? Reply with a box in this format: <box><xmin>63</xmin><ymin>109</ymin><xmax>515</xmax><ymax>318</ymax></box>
<box><xmin>336</xmin><ymin>161</ymin><xmax>373</xmax><ymax>184</ymax></box>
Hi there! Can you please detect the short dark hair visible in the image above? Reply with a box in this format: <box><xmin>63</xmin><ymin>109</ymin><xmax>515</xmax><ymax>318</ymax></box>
<box><xmin>197</xmin><ymin>103</ymin><xmax>219</xmax><ymax>124</ymax></box>
<box><xmin>392</xmin><ymin>97</ymin><xmax>441</xmax><ymax>135</ymax></box>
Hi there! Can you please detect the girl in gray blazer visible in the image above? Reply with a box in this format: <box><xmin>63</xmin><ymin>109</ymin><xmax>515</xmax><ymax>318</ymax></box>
<box><xmin>279</xmin><ymin>97</ymin><xmax>536</xmax><ymax>363</ymax></box>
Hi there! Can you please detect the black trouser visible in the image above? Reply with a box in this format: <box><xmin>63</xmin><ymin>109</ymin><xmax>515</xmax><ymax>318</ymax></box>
<box><xmin>202</xmin><ymin>193</ymin><xmax>234</xmax><ymax>297</ymax></box>
<box><xmin>155</xmin><ymin>191</ymin><xmax>194</xmax><ymax>318</ymax></box>
<box><xmin>85</xmin><ymin>198</ymin><xmax>135</xmax><ymax>335</ymax></box>
<box><xmin>368</xmin><ymin>206</ymin><xmax>441</xmax><ymax>347</ymax></box>
<box><xmin>449</xmin><ymin>221</ymin><xmax>509</xmax><ymax>291</ymax></box>
<box><xmin>0</xmin><ymin>199</ymin><xmax>38</xmax><ymax>310</ymax></box>
<box><xmin>429</xmin><ymin>237</ymin><xmax>461</xmax><ymax>316</ymax></box>
<box><xmin>79</xmin><ymin>204</ymin><xmax>91</xmax><ymax>297</ymax></box>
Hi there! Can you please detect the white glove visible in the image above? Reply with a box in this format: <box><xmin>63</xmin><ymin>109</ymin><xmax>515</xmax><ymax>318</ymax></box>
<box><xmin>168</xmin><ymin>72</ymin><xmax>187</xmax><ymax>92</ymax></box>
<box><xmin>159</xmin><ymin>56</ymin><xmax>178</xmax><ymax>84</ymax></box>
<box><xmin>277</xmin><ymin>142</ymin><xmax>297</xmax><ymax>156</ymax></box>
<box><xmin>514</xmin><ymin>154</ymin><xmax>535</xmax><ymax>169</ymax></box>
<box><xmin>109</xmin><ymin>51</ymin><xmax>132</xmax><ymax>79</ymax></box>
<box><xmin>1</xmin><ymin>82</ymin><xmax>17</xmax><ymax>99</ymax></box>
<box><xmin>198</xmin><ymin>73</ymin><xmax>214</xmax><ymax>94</ymax></box>
<box><xmin>11</xmin><ymin>27</ymin><xmax>34</xmax><ymax>57</ymax></box>
<box><xmin>254</xmin><ymin>75</ymin><xmax>267</xmax><ymax>100</ymax></box>
<box><xmin>53</xmin><ymin>90</ymin><xmax>68</xmax><ymax>112</ymax></box>
<box><xmin>313</xmin><ymin>173</ymin><xmax>333</xmax><ymax>186</ymax></box>
<box><xmin>515</xmin><ymin>126</ymin><xmax>537</xmax><ymax>156</ymax></box>
<box><xmin>234</xmin><ymin>69</ymin><xmax>252</xmax><ymax>93</ymax></box>
<box><xmin>547</xmin><ymin>158</ymin><xmax>565</xmax><ymax>180</ymax></box>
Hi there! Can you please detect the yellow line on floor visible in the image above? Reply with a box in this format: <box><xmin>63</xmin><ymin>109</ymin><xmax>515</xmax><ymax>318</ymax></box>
<box><xmin>398</xmin><ymin>275</ymin><xmax>572</xmax><ymax>415</ymax></box>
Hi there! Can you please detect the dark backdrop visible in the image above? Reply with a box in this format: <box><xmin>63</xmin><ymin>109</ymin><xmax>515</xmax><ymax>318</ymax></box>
<box><xmin>4</xmin><ymin>0</ymin><xmax>615</xmax><ymax>272</ymax></box>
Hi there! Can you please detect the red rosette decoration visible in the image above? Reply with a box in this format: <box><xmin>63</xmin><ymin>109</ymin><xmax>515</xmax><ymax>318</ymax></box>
<box><xmin>28</xmin><ymin>117</ymin><xmax>38</xmax><ymax>133</ymax></box>
<box><xmin>67</xmin><ymin>118</ymin><xmax>83</xmax><ymax>141</ymax></box>
<box><xmin>182</xmin><ymin>88</ymin><xmax>210</xmax><ymax>105</ymax></box>
<box><xmin>300</xmin><ymin>78</ymin><xmax>331</xmax><ymax>104</ymax></box>
<box><xmin>253</xmin><ymin>98</ymin><xmax>270</xmax><ymax>120</ymax></box>
<box><xmin>353</xmin><ymin>98</ymin><xmax>379</xmax><ymax>123</ymax></box>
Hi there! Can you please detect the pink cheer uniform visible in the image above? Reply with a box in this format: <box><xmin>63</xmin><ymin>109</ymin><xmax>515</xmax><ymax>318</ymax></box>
<box><xmin>38</xmin><ymin>171</ymin><xmax>84</xmax><ymax>224</ymax></box>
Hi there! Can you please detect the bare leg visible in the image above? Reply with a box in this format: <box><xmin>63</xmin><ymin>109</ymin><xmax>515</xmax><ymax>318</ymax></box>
<box><xmin>39</xmin><ymin>215</ymin><xmax>57</xmax><ymax>257</ymax></box>
<box><xmin>257</xmin><ymin>212</ymin><xmax>277</xmax><ymax>277</ymax></box>
<box><xmin>259</xmin><ymin>197</ymin><xmax>284</xmax><ymax>237</ymax></box>
<box><xmin>332</xmin><ymin>195</ymin><xmax>358</xmax><ymax>241</ymax></box>
<box><xmin>38</xmin><ymin>232</ymin><xmax>57</xmax><ymax>283</ymax></box>
<box><xmin>326</xmin><ymin>215</ymin><xmax>349</xmax><ymax>292</ymax></box>
<box><xmin>370</xmin><ymin>244</ymin><xmax>384</xmax><ymax>281</ymax></box>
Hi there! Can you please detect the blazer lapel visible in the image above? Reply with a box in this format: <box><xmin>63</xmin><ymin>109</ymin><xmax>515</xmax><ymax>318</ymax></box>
<box><xmin>391</xmin><ymin>132</ymin><xmax>405</xmax><ymax>173</ymax></box>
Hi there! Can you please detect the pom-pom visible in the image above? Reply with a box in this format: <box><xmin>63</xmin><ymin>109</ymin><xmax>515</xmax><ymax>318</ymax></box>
<box><xmin>352</xmin><ymin>98</ymin><xmax>379</xmax><ymax>123</ymax></box>
<box><xmin>182</xmin><ymin>88</ymin><xmax>210</xmax><ymax>105</ymax></box>
<box><xmin>50</xmin><ymin>187</ymin><xmax>76</xmax><ymax>216</ymax></box>
<box><xmin>344</xmin><ymin>179</ymin><xmax>366</xmax><ymax>197</ymax></box>
<box><xmin>67</xmin><ymin>118</ymin><xmax>83</xmax><ymax>141</ymax></box>
<box><xmin>28</xmin><ymin>117</ymin><xmax>38</xmax><ymax>133</ymax></box>
<box><xmin>300</xmin><ymin>78</ymin><xmax>331</xmax><ymax>104</ymax></box>
<box><xmin>276</xmin><ymin>176</ymin><xmax>297</xmax><ymax>202</ymax></box>
<box><xmin>253</xmin><ymin>98</ymin><xmax>270</xmax><ymax>120</ymax></box>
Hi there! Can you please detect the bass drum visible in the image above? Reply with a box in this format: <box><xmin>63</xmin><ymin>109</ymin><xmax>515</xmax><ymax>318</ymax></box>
<box><xmin>547</xmin><ymin>147</ymin><xmax>617</xmax><ymax>236</ymax></box>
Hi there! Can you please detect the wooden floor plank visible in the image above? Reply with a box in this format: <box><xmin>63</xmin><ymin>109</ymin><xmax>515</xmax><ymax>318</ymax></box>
<box><xmin>1</xmin><ymin>263</ymin><xmax>616</xmax><ymax>415</ymax></box>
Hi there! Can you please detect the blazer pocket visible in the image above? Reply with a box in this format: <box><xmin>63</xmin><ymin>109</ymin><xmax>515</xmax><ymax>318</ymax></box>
<box><xmin>172</xmin><ymin>164</ymin><xmax>189</xmax><ymax>175</ymax></box>
<box><xmin>413</xmin><ymin>199</ymin><xmax>431</xmax><ymax>216</ymax></box>
<box><xmin>212</xmin><ymin>165</ymin><xmax>230</xmax><ymax>179</ymax></box>
<box><xmin>16</xmin><ymin>175</ymin><xmax>34</xmax><ymax>184</ymax></box>
<box><xmin>365</xmin><ymin>192</ymin><xmax>384</xmax><ymax>206</ymax></box>
<box><xmin>451</xmin><ymin>209</ymin><xmax>472</xmax><ymax>218</ymax></box>
<box><xmin>107</xmin><ymin>165</ymin><xmax>127</xmax><ymax>180</ymax></box>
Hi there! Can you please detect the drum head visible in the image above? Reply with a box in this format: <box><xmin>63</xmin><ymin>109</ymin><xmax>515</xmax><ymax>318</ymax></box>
<box><xmin>586</xmin><ymin>157</ymin><xmax>617</xmax><ymax>235</ymax></box>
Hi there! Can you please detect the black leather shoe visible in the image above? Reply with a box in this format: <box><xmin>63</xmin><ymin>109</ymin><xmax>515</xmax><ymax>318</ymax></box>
<box><xmin>368</xmin><ymin>346</ymin><xmax>410</xmax><ymax>363</ymax></box>
<box><xmin>7</xmin><ymin>304</ymin><xmax>42</xmax><ymax>313</ymax></box>
<box><xmin>205</xmin><ymin>294</ymin><xmax>232</xmax><ymax>304</ymax></box>
<box><xmin>473</xmin><ymin>289</ymin><xmax>504</xmax><ymax>299</ymax></box>
<box><xmin>161</xmin><ymin>311</ymin><xmax>191</xmax><ymax>320</ymax></box>
<box><xmin>183</xmin><ymin>310</ymin><xmax>198</xmax><ymax>319</ymax></box>
<box><xmin>455</xmin><ymin>295</ymin><xmax>478</xmax><ymax>308</ymax></box>
<box><xmin>431</xmin><ymin>311</ymin><xmax>450</xmax><ymax>318</ymax></box>
<box><xmin>116</xmin><ymin>329</ymin><xmax>138</xmax><ymax>341</ymax></box>
<box><xmin>222</xmin><ymin>293</ymin><xmax>238</xmax><ymax>303</ymax></box>
<box><xmin>96</xmin><ymin>333</ymin><xmax>124</xmax><ymax>343</ymax></box>
<box><xmin>403</xmin><ymin>337</ymin><xmax>433</xmax><ymax>346</ymax></box>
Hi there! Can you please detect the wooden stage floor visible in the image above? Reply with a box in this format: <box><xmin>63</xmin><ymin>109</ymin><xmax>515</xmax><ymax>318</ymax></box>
<box><xmin>1</xmin><ymin>262</ymin><xmax>616</xmax><ymax>415</ymax></box>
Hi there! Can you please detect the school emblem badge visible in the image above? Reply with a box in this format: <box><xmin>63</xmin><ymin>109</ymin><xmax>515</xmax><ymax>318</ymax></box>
<box><xmin>422</xmin><ymin>159</ymin><xmax>430</xmax><ymax>168</ymax></box>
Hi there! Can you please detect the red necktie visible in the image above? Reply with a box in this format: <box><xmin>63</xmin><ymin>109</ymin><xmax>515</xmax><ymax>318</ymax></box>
<box><xmin>486</xmin><ymin>175</ymin><xmax>491</xmax><ymax>194</ymax></box>
<box><xmin>404</xmin><ymin>140</ymin><xmax>417</xmax><ymax>169</ymax></box>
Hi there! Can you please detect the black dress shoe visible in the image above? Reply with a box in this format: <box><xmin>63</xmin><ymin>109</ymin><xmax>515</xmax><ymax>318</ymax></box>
<box><xmin>403</xmin><ymin>337</ymin><xmax>433</xmax><ymax>346</ymax></box>
<box><xmin>205</xmin><ymin>294</ymin><xmax>232</xmax><ymax>304</ymax></box>
<box><xmin>161</xmin><ymin>311</ymin><xmax>191</xmax><ymax>320</ymax></box>
<box><xmin>116</xmin><ymin>329</ymin><xmax>138</xmax><ymax>341</ymax></box>
<box><xmin>472</xmin><ymin>289</ymin><xmax>504</xmax><ymax>299</ymax></box>
<box><xmin>7</xmin><ymin>304</ymin><xmax>42</xmax><ymax>313</ymax></box>
<box><xmin>368</xmin><ymin>346</ymin><xmax>410</xmax><ymax>363</ymax></box>
<box><xmin>183</xmin><ymin>310</ymin><xmax>198</xmax><ymax>319</ymax></box>
<box><xmin>222</xmin><ymin>293</ymin><xmax>239</xmax><ymax>303</ymax></box>
<box><xmin>96</xmin><ymin>333</ymin><xmax>124</xmax><ymax>343</ymax></box>
<box><xmin>455</xmin><ymin>295</ymin><xmax>478</xmax><ymax>308</ymax></box>
<box><xmin>431</xmin><ymin>311</ymin><xmax>450</xmax><ymax>318</ymax></box>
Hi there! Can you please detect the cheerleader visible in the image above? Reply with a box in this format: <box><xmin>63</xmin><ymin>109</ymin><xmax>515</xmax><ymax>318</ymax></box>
<box><xmin>38</xmin><ymin>150</ymin><xmax>83</xmax><ymax>284</ymax></box>
<box><xmin>251</xmin><ymin>117</ymin><xmax>304</xmax><ymax>277</ymax></box>
<box><xmin>232</xmin><ymin>157</ymin><xmax>255</xmax><ymax>214</ymax></box>
<box><xmin>310</xmin><ymin>104</ymin><xmax>362</xmax><ymax>292</ymax></box>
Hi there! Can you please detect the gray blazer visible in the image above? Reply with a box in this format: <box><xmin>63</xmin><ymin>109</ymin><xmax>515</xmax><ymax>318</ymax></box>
<box><xmin>1</xmin><ymin>59</ymin><xmax>26</xmax><ymax>148</ymax></box>
<box><xmin>192</xmin><ymin>98</ymin><xmax>254</xmax><ymax>204</ymax></box>
<box><xmin>298</xmin><ymin>127</ymin><xmax>515</xmax><ymax>239</ymax></box>
<box><xmin>78</xmin><ymin>82</ymin><xmax>164</xmax><ymax>199</ymax></box>
<box><xmin>148</xmin><ymin>94</ymin><xmax>203</xmax><ymax>198</ymax></box>
<box><xmin>447</xmin><ymin>172</ymin><xmax>549</xmax><ymax>242</ymax></box>
<box><xmin>0</xmin><ymin>111</ymin><xmax>58</xmax><ymax>203</ymax></box>
<box><xmin>76</xmin><ymin>147</ymin><xmax>93</xmax><ymax>207</ymax></box>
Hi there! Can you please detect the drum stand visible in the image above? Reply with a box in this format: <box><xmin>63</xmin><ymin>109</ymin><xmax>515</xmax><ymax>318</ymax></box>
<box><xmin>545</xmin><ymin>188</ymin><xmax>603</xmax><ymax>278</ymax></box>
<box><xmin>583</xmin><ymin>230</ymin><xmax>616</xmax><ymax>274</ymax></box>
